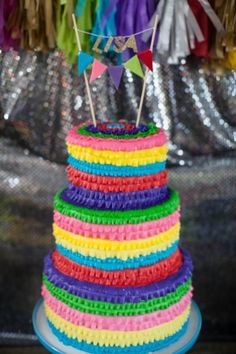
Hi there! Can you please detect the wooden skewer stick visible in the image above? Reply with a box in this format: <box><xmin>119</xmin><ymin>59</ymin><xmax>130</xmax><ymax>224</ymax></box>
<box><xmin>135</xmin><ymin>14</ymin><xmax>159</xmax><ymax>127</ymax></box>
<box><xmin>72</xmin><ymin>13</ymin><xmax>97</xmax><ymax>127</ymax></box>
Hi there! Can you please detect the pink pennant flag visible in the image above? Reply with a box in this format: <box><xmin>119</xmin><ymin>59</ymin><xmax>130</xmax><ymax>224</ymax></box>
<box><xmin>108</xmin><ymin>66</ymin><xmax>124</xmax><ymax>90</ymax></box>
<box><xmin>90</xmin><ymin>59</ymin><xmax>108</xmax><ymax>83</ymax></box>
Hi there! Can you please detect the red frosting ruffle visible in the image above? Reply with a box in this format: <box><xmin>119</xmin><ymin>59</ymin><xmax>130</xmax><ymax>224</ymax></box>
<box><xmin>67</xmin><ymin>166</ymin><xmax>168</xmax><ymax>193</ymax></box>
<box><xmin>52</xmin><ymin>249</ymin><xmax>183</xmax><ymax>287</ymax></box>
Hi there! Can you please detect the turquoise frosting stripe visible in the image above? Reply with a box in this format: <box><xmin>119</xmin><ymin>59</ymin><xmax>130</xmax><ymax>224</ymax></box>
<box><xmin>48</xmin><ymin>319</ymin><xmax>188</xmax><ymax>354</ymax></box>
<box><xmin>68</xmin><ymin>155</ymin><xmax>166</xmax><ymax>177</ymax></box>
<box><xmin>56</xmin><ymin>242</ymin><xmax>179</xmax><ymax>271</ymax></box>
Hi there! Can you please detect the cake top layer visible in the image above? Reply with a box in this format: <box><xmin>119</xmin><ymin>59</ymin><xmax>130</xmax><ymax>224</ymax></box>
<box><xmin>83</xmin><ymin>122</ymin><xmax>155</xmax><ymax>137</ymax></box>
<box><xmin>86</xmin><ymin>122</ymin><xmax>150</xmax><ymax>136</ymax></box>
<box><xmin>66</xmin><ymin>122</ymin><xmax>167</xmax><ymax>152</ymax></box>
<box><xmin>66</xmin><ymin>121</ymin><xmax>168</xmax><ymax>179</ymax></box>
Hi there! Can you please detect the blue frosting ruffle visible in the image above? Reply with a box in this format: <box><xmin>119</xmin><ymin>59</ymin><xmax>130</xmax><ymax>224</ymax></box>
<box><xmin>68</xmin><ymin>155</ymin><xmax>166</xmax><ymax>177</ymax></box>
<box><xmin>56</xmin><ymin>242</ymin><xmax>179</xmax><ymax>270</ymax></box>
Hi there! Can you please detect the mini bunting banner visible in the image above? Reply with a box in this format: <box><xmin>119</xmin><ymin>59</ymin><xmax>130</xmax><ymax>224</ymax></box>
<box><xmin>78</xmin><ymin>51</ymin><xmax>94</xmax><ymax>76</ymax></box>
<box><xmin>90</xmin><ymin>59</ymin><xmax>108</xmax><ymax>82</ymax></box>
<box><xmin>108</xmin><ymin>66</ymin><xmax>124</xmax><ymax>90</ymax></box>
<box><xmin>124</xmin><ymin>55</ymin><xmax>144</xmax><ymax>78</ymax></box>
<box><xmin>138</xmin><ymin>49</ymin><xmax>153</xmax><ymax>71</ymax></box>
<box><xmin>77</xmin><ymin>51</ymin><xmax>152</xmax><ymax>87</ymax></box>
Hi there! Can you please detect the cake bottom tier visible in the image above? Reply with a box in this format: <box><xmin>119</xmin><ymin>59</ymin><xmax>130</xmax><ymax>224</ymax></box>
<box><xmin>42</xmin><ymin>248</ymin><xmax>193</xmax><ymax>353</ymax></box>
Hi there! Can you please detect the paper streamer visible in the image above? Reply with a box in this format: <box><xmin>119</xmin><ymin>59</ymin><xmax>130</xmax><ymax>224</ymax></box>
<box><xmin>75</xmin><ymin>0</ymin><xmax>87</xmax><ymax>17</ymax></box>
<box><xmin>198</xmin><ymin>0</ymin><xmax>225</xmax><ymax>33</ymax></box>
<box><xmin>143</xmin><ymin>0</ymin><xmax>224</xmax><ymax>63</ymax></box>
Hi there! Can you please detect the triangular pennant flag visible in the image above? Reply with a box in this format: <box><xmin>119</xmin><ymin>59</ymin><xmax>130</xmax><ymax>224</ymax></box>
<box><xmin>108</xmin><ymin>66</ymin><xmax>124</xmax><ymax>90</ymax></box>
<box><xmin>124</xmin><ymin>55</ymin><xmax>144</xmax><ymax>78</ymax></box>
<box><xmin>90</xmin><ymin>59</ymin><xmax>108</xmax><ymax>83</ymax></box>
<box><xmin>78</xmin><ymin>51</ymin><xmax>94</xmax><ymax>76</ymax></box>
<box><xmin>138</xmin><ymin>49</ymin><xmax>153</xmax><ymax>71</ymax></box>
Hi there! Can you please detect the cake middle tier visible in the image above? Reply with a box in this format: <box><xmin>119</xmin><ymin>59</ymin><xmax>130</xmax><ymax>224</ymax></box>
<box><xmin>53</xmin><ymin>187</ymin><xmax>180</xmax><ymax>272</ymax></box>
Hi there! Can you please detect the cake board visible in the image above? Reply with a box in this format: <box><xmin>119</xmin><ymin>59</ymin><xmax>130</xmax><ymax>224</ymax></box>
<box><xmin>33</xmin><ymin>298</ymin><xmax>202</xmax><ymax>354</ymax></box>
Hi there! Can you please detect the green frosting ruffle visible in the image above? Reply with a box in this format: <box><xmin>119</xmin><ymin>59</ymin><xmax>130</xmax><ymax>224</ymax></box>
<box><xmin>54</xmin><ymin>189</ymin><xmax>180</xmax><ymax>225</ymax></box>
<box><xmin>77</xmin><ymin>124</ymin><xmax>158</xmax><ymax>140</ymax></box>
<box><xmin>43</xmin><ymin>275</ymin><xmax>191</xmax><ymax>316</ymax></box>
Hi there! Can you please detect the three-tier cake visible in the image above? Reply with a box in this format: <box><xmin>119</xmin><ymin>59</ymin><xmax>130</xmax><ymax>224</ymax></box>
<box><xmin>41</xmin><ymin>122</ymin><xmax>193</xmax><ymax>353</ymax></box>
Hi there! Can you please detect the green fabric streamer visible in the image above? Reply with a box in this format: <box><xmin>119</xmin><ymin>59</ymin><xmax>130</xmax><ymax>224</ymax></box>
<box><xmin>43</xmin><ymin>275</ymin><xmax>191</xmax><ymax>316</ymax></box>
<box><xmin>77</xmin><ymin>123</ymin><xmax>158</xmax><ymax>139</ymax></box>
<box><xmin>54</xmin><ymin>189</ymin><xmax>180</xmax><ymax>225</ymax></box>
<box><xmin>56</xmin><ymin>0</ymin><xmax>98</xmax><ymax>64</ymax></box>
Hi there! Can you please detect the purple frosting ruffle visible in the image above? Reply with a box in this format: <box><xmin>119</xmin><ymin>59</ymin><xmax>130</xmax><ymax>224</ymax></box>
<box><xmin>61</xmin><ymin>185</ymin><xmax>169</xmax><ymax>211</ymax></box>
<box><xmin>43</xmin><ymin>248</ymin><xmax>192</xmax><ymax>304</ymax></box>
<box><xmin>87</xmin><ymin>123</ymin><xmax>148</xmax><ymax>135</ymax></box>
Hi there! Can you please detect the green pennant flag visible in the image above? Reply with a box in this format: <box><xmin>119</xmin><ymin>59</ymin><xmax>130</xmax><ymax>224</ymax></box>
<box><xmin>124</xmin><ymin>55</ymin><xmax>144</xmax><ymax>78</ymax></box>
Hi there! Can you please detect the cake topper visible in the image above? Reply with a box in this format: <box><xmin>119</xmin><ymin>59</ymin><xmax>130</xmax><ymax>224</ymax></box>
<box><xmin>72</xmin><ymin>13</ymin><xmax>159</xmax><ymax>127</ymax></box>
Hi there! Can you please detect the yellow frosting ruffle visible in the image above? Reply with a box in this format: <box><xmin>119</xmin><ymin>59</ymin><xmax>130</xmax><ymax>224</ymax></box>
<box><xmin>53</xmin><ymin>223</ymin><xmax>180</xmax><ymax>260</ymax></box>
<box><xmin>67</xmin><ymin>144</ymin><xmax>168</xmax><ymax>166</ymax></box>
<box><xmin>45</xmin><ymin>303</ymin><xmax>190</xmax><ymax>346</ymax></box>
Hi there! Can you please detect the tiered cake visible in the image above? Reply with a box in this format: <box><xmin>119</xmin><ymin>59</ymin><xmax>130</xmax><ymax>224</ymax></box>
<box><xmin>42</xmin><ymin>122</ymin><xmax>193</xmax><ymax>353</ymax></box>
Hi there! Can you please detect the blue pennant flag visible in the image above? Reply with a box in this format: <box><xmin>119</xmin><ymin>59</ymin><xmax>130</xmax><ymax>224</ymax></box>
<box><xmin>78</xmin><ymin>51</ymin><xmax>94</xmax><ymax>76</ymax></box>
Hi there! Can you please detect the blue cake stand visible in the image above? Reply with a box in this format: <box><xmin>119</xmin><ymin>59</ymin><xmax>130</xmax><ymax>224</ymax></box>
<box><xmin>33</xmin><ymin>299</ymin><xmax>202</xmax><ymax>354</ymax></box>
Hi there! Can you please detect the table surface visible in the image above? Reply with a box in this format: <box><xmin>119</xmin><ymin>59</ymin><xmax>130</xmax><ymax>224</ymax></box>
<box><xmin>1</xmin><ymin>343</ymin><xmax>236</xmax><ymax>354</ymax></box>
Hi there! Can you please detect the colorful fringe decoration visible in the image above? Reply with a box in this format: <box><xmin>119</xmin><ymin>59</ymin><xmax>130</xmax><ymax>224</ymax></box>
<box><xmin>0</xmin><ymin>0</ymin><xmax>235</xmax><ymax>69</ymax></box>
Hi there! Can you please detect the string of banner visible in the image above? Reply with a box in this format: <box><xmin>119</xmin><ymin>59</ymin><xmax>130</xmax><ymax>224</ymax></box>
<box><xmin>78</xmin><ymin>29</ymin><xmax>154</xmax><ymax>85</ymax></box>
<box><xmin>72</xmin><ymin>14</ymin><xmax>159</xmax><ymax>127</ymax></box>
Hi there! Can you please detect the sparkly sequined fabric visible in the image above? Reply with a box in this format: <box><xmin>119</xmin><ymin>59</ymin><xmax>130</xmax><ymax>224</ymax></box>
<box><xmin>0</xmin><ymin>49</ymin><xmax>236</xmax><ymax>344</ymax></box>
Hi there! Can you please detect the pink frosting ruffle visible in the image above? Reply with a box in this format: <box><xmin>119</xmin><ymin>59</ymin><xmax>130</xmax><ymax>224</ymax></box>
<box><xmin>53</xmin><ymin>209</ymin><xmax>180</xmax><ymax>240</ymax></box>
<box><xmin>66</xmin><ymin>126</ymin><xmax>167</xmax><ymax>151</ymax></box>
<box><xmin>42</xmin><ymin>285</ymin><xmax>192</xmax><ymax>331</ymax></box>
